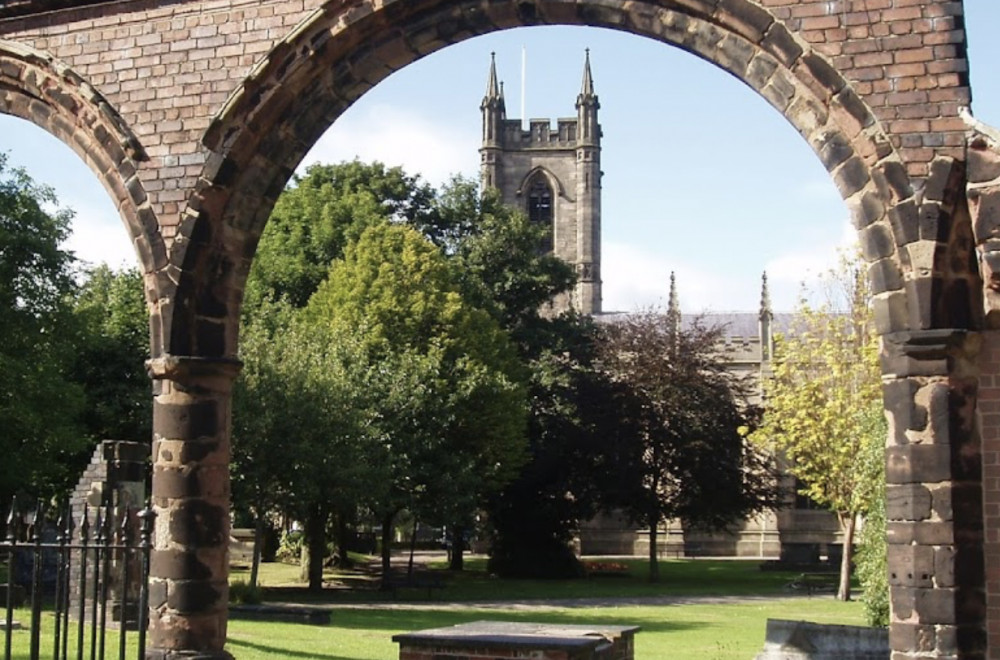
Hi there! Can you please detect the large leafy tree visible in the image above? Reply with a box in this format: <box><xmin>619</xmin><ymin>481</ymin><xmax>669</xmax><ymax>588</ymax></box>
<box><xmin>233</xmin><ymin>299</ymin><xmax>375</xmax><ymax>590</ymax></box>
<box><xmin>748</xmin><ymin>253</ymin><xmax>883</xmax><ymax>601</ymax></box>
<box><xmin>305</xmin><ymin>222</ymin><xmax>528</xmax><ymax>574</ymax></box>
<box><xmin>0</xmin><ymin>154</ymin><xmax>86</xmax><ymax>503</ymax></box>
<box><xmin>245</xmin><ymin>160</ymin><xmax>436</xmax><ymax>310</ymax></box>
<box><xmin>72</xmin><ymin>265</ymin><xmax>151</xmax><ymax>443</ymax></box>
<box><xmin>595</xmin><ymin>310</ymin><xmax>779</xmax><ymax>582</ymax></box>
<box><xmin>486</xmin><ymin>317</ymin><xmax>633</xmax><ymax>578</ymax></box>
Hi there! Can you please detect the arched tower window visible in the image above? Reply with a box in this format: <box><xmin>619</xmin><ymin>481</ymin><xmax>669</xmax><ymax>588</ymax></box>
<box><xmin>527</xmin><ymin>178</ymin><xmax>554</xmax><ymax>253</ymax></box>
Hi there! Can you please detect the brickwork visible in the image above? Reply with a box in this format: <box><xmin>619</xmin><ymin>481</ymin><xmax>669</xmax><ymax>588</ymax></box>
<box><xmin>0</xmin><ymin>1</ymin><xmax>993</xmax><ymax>658</ymax></box>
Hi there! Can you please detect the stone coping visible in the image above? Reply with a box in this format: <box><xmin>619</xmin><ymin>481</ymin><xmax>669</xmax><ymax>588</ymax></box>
<box><xmin>392</xmin><ymin>620</ymin><xmax>640</xmax><ymax>650</ymax></box>
<box><xmin>229</xmin><ymin>604</ymin><xmax>330</xmax><ymax>626</ymax></box>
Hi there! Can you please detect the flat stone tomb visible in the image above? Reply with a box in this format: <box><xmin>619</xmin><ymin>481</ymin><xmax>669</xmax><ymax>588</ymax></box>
<box><xmin>392</xmin><ymin>620</ymin><xmax>640</xmax><ymax>660</ymax></box>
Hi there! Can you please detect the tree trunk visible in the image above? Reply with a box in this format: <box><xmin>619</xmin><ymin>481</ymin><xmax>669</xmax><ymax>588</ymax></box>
<box><xmin>305</xmin><ymin>508</ymin><xmax>326</xmax><ymax>592</ymax></box>
<box><xmin>648</xmin><ymin>515</ymin><xmax>660</xmax><ymax>583</ymax></box>
<box><xmin>837</xmin><ymin>511</ymin><xmax>856</xmax><ymax>601</ymax></box>
<box><xmin>449</xmin><ymin>526</ymin><xmax>465</xmax><ymax>571</ymax></box>
<box><xmin>407</xmin><ymin>521</ymin><xmax>418</xmax><ymax>578</ymax></box>
<box><xmin>380</xmin><ymin>511</ymin><xmax>395</xmax><ymax>576</ymax></box>
<box><xmin>249</xmin><ymin>515</ymin><xmax>264</xmax><ymax>589</ymax></box>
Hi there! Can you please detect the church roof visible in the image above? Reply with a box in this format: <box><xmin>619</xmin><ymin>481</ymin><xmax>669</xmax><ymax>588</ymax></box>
<box><xmin>595</xmin><ymin>311</ymin><xmax>798</xmax><ymax>340</ymax></box>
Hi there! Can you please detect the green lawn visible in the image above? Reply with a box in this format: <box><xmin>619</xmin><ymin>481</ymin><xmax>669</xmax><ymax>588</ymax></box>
<box><xmin>234</xmin><ymin>556</ymin><xmax>839</xmax><ymax>602</ymax></box>
<box><xmin>3</xmin><ymin>558</ymin><xmax>869</xmax><ymax>659</ymax></box>
<box><xmin>228</xmin><ymin>598</ymin><xmax>864</xmax><ymax>660</ymax></box>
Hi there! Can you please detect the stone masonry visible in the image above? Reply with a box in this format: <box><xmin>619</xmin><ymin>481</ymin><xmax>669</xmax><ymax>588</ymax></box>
<box><xmin>0</xmin><ymin>1</ymin><xmax>992</xmax><ymax>658</ymax></box>
<box><xmin>481</xmin><ymin>51</ymin><xmax>602</xmax><ymax>314</ymax></box>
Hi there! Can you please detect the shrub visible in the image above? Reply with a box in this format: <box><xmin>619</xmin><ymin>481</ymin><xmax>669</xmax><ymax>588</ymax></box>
<box><xmin>276</xmin><ymin>530</ymin><xmax>304</xmax><ymax>564</ymax></box>
<box><xmin>856</xmin><ymin>427</ymin><xmax>888</xmax><ymax>627</ymax></box>
<box><xmin>229</xmin><ymin>580</ymin><xmax>263</xmax><ymax>605</ymax></box>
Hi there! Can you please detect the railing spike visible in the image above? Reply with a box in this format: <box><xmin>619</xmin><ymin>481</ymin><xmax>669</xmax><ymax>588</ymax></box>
<box><xmin>5</xmin><ymin>495</ymin><xmax>17</xmax><ymax>543</ymax></box>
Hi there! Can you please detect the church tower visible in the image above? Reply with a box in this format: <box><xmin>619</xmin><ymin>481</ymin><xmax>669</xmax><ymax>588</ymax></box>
<box><xmin>480</xmin><ymin>51</ymin><xmax>603</xmax><ymax>314</ymax></box>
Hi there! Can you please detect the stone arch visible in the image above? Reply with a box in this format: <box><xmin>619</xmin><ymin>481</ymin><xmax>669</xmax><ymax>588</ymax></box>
<box><xmin>170</xmin><ymin>0</ymin><xmax>953</xmax><ymax>362</ymax></box>
<box><xmin>0</xmin><ymin>40</ymin><xmax>168</xmax><ymax>306</ymax></box>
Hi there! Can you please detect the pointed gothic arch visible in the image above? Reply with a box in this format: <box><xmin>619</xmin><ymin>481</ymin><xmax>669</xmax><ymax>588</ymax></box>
<box><xmin>516</xmin><ymin>166</ymin><xmax>569</xmax><ymax>201</ymax></box>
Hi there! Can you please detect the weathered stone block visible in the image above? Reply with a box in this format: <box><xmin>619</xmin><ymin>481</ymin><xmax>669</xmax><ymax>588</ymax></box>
<box><xmin>887</xmin><ymin>483</ymin><xmax>933</xmax><ymax>521</ymax></box>
<box><xmin>860</xmin><ymin>221</ymin><xmax>895</xmax><ymax>260</ymax></box>
<box><xmin>886</xmin><ymin>444</ymin><xmax>953</xmax><ymax>484</ymax></box>
<box><xmin>166</xmin><ymin>579</ymin><xmax>223</xmax><ymax>614</ymax></box>
<box><xmin>167</xmin><ymin>499</ymin><xmax>227</xmax><ymax>547</ymax></box>
<box><xmin>868</xmin><ymin>258</ymin><xmax>902</xmax><ymax>297</ymax></box>
<box><xmin>967</xmin><ymin>140</ymin><xmax>1000</xmax><ymax>185</ymax></box>
<box><xmin>888</xmin><ymin>543</ymin><xmax>935</xmax><ymax>587</ymax></box>
<box><xmin>153</xmin><ymin>400</ymin><xmax>218</xmax><ymax>441</ymax></box>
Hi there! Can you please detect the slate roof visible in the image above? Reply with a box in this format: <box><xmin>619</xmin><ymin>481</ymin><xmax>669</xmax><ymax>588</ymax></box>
<box><xmin>594</xmin><ymin>311</ymin><xmax>798</xmax><ymax>339</ymax></box>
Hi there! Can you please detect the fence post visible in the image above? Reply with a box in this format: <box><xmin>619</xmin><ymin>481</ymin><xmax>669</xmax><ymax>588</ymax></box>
<box><xmin>4</xmin><ymin>498</ymin><xmax>16</xmax><ymax>660</ymax></box>
<box><xmin>136</xmin><ymin>506</ymin><xmax>155</xmax><ymax>660</ymax></box>
<box><xmin>29</xmin><ymin>500</ymin><xmax>43</xmax><ymax>659</ymax></box>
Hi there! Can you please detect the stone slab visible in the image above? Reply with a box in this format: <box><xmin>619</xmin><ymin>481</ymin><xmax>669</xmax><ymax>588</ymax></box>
<box><xmin>754</xmin><ymin>618</ymin><xmax>888</xmax><ymax>659</ymax></box>
<box><xmin>393</xmin><ymin>620</ymin><xmax>640</xmax><ymax>651</ymax></box>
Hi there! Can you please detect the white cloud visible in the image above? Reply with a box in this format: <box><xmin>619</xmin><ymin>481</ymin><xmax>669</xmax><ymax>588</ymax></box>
<box><xmin>763</xmin><ymin>219</ymin><xmax>857</xmax><ymax>309</ymax></box>
<box><xmin>303</xmin><ymin>104</ymin><xmax>480</xmax><ymax>186</ymax></box>
<box><xmin>601</xmin><ymin>241</ymin><xmax>756</xmax><ymax>313</ymax></box>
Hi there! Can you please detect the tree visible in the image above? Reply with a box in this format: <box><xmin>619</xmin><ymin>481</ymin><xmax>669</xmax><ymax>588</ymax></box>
<box><xmin>305</xmin><ymin>222</ymin><xmax>528</xmax><ymax>575</ymax></box>
<box><xmin>232</xmin><ymin>299</ymin><xmax>375</xmax><ymax>590</ymax></box>
<box><xmin>245</xmin><ymin>160</ymin><xmax>436</xmax><ymax>310</ymax></box>
<box><xmin>419</xmin><ymin>178</ymin><xmax>576</xmax><ymax>338</ymax></box>
<box><xmin>72</xmin><ymin>265</ymin><xmax>151</xmax><ymax>443</ymax></box>
<box><xmin>748</xmin><ymin>253</ymin><xmax>882</xmax><ymax>601</ymax></box>
<box><xmin>0</xmin><ymin>153</ymin><xmax>87</xmax><ymax>503</ymax></box>
<box><xmin>486</xmin><ymin>318</ymin><xmax>635</xmax><ymax>579</ymax></box>
<box><xmin>595</xmin><ymin>309</ymin><xmax>779</xmax><ymax>582</ymax></box>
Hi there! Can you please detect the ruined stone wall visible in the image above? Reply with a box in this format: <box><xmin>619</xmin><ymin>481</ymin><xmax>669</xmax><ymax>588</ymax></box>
<box><xmin>0</xmin><ymin>0</ymin><xmax>971</xmax><ymax>244</ymax></box>
<box><xmin>0</xmin><ymin>2</ymin><xmax>988</xmax><ymax>659</ymax></box>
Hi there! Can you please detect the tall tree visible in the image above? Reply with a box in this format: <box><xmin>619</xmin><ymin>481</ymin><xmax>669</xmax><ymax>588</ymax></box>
<box><xmin>595</xmin><ymin>310</ymin><xmax>779</xmax><ymax>582</ymax></box>
<box><xmin>233</xmin><ymin>299</ymin><xmax>375</xmax><ymax>590</ymax></box>
<box><xmin>245</xmin><ymin>160</ymin><xmax>436</xmax><ymax>310</ymax></box>
<box><xmin>72</xmin><ymin>265</ymin><xmax>151</xmax><ymax>443</ymax></box>
<box><xmin>0</xmin><ymin>153</ymin><xmax>86</xmax><ymax>503</ymax></box>
<box><xmin>748</xmin><ymin>252</ymin><xmax>882</xmax><ymax>601</ymax></box>
<box><xmin>305</xmin><ymin>222</ymin><xmax>528</xmax><ymax>575</ymax></box>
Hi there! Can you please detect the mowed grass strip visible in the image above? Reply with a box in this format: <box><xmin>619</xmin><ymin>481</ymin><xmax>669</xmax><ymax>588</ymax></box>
<box><xmin>224</xmin><ymin>599</ymin><xmax>865</xmax><ymax>659</ymax></box>
<box><xmin>236</xmin><ymin>556</ymin><xmax>821</xmax><ymax>602</ymax></box>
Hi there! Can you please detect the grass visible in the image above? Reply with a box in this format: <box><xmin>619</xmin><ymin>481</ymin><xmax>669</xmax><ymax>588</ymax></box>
<box><xmin>3</xmin><ymin>558</ymin><xmax>868</xmax><ymax>659</ymax></box>
<box><xmin>227</xmin><ymin>598</ymin><xmax>866</xmax><ymax>660</ymax></box>
<box><xmin>232</xmin><ymin>555</ymin><xmax>834</xmax><ymax>603</ymax></box>
<box><xmin>3</xmin><ymin>598</ymin><xmax>864</xmax><ymax>660</ymax></box>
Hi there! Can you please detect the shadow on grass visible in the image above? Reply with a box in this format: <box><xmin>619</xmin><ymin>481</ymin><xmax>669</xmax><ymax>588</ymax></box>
<box><xmin>227</xmin><ymin>638</ymin><xmax>357</xmax><ymax>659</ymax></box>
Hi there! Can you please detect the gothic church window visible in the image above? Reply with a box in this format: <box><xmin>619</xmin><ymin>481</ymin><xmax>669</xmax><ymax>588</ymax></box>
<box><xmin>527</xmin><ymin>178</ymin><xmax>554</xmax><ymax>253</ymax></box>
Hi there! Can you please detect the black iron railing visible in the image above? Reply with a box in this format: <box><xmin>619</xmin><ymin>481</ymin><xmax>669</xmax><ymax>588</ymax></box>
<box><xmin>2</xmin><ymin>496</ymin><xmax>154</xmax><ymax>660</ymax></box>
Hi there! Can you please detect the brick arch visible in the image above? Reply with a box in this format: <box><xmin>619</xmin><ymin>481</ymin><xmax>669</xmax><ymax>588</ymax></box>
<box><xmin>0</xmin><ymin>40</ymin><xmax>168</xmax><ymax>303</ymax></box>
<box><xmin>171</xmin><ymin>0</ymin><xmax>945</xmax><ymax>361</ymax></box>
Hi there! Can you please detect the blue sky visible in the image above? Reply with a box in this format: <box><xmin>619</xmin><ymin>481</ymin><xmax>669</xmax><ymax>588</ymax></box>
<box><xmin>1</xmin><ymin>2</ymin><xmax>998</xmax><ymax>313</ymax></box>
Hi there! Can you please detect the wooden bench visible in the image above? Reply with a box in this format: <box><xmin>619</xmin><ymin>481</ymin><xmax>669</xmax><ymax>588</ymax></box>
<box><xmin>786</xmin><ymin>572</ymin><xmax>839</xmax><ymax>595</ymax></box>
<box><xmin>382</xmin><ymin>571</ymin><xmax>447</xmax><ymax>599</ymax></box>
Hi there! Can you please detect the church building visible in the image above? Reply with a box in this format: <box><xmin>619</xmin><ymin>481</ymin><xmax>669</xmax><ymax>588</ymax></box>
<box><xmin>480</xmin><ymin>51</ymin><xmax>602</xmax><ymax>314</ymax></box>
<box><xmin>480</xmin><ymin>52</ymin><xmax>843</xmax><ymax>562</ymax></box>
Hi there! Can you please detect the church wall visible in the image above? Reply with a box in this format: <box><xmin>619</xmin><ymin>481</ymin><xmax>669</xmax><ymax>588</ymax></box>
<box><xmin>496</xmin><ymin>146</ymin><xmax>581</xmax><ymax>262</ymax></box>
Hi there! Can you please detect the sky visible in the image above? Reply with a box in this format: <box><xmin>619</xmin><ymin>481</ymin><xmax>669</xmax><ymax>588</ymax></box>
<box><xmin>1</xmin><ymin>2</ymin><xmax>999</xmax><ymax>314</ymax></box>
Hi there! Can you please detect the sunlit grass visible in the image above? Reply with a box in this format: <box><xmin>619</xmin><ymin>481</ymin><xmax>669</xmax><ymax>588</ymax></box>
<box><xmin>223</xmin><ymin>599</ymin><xmax>865</xmax><ymax>660</ymax></box>
<box><xmin>4</xmin><ymin>558</ymin><xmax>867</xmax><ymax>659</ymax></box>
